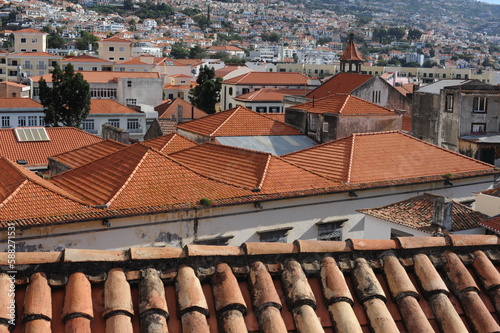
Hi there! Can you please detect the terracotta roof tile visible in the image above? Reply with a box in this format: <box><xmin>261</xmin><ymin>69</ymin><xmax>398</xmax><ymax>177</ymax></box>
<box><xmin>3</xmin><ymin>235</ymin><xmax>500</xmax><ymax>332</ymax></box>
<box><xmin>154</xmin><ymin>98</ymin><xmax>207</xmax><ymax>119</ymax></box>
<box><xmin>62</xmin><ymin>55</ymin><xmax>113</xmax><ymax>63</ymax></box>
<box><xmin>0</xmin><ymin>127</ymin><xmax>102</xmax><ymax>168</ymax></box>
<box><xmin>176</xmin><ymin>105</ymin><xmax>302</xmax><ymax>137</ymax></box>
<box><xmin>223</xmin><ymin>72</ymin><xmax>310</xmax><ymax>85</ymax></box>
<box><xmin>358</xmin><ymin>193</ymin><xmax>489</xmax><ymax>233</ymax></box>
<box><xmin>0</xmin><ymin>98</ymin><xmax>42</xmax><ymax>109</ymax></box>
<box><xmin>283</xmin><ymin>131</ymin><xmax>494</xmax><ymax>184</ymax></box>
<box><xmin>306</xmin><ymin>72</ymin><xmax>374</xmax><ymax>99</ymax></box>
<box><xmin>100</xmin><ymin>36</ymin><xmax>132</xmax><ymax>43</ymax></box>
<box><xmin>479</xmin><ymin>215</ymin><xmax>500</xmax><ymax>234</ymax></box>
<box><xmin>141</xmin><ymin>133</ymin><xmax>197</xmax><ymax>154</ymax></box>
<box><xmin>291</xmin><ymin>93</ymin><xmax>396</xmax><ymax>115</ymax></box>
<box><xmin>339</xmin><ymin>38</ymin><xmax>364</xmax><ymax>61</ymax></box>
<box><xmin>90</xmin><ymin>99</ymin><xmax>142</xmax><ymax>114</ymax></box>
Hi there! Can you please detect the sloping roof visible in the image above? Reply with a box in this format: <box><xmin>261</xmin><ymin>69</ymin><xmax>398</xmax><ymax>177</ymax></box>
<box><xmin>89</xmin><ymin>99</ymin><xmax>142</xmax><ymax>114</ymax></box>
<box><xmin>339</xmin><ymin>38</ymin><xmax>364</xmax><ymax>61</ymax></box>
<box><xmin>215</xmin><ymin>135</ymin><xmax>317</xmax><ymax>156</ymax></box>
<box><xmin>235</xmin><ymin>88</ymin><xmax>311</xmax><ymax>102</ymax></box>
<box><xmin>32</xmin><ymin>71</ymin><xmax>160</xmax><ymax>83</ymax></box>
<box><xmin>306</xmin><ymin>72</ymin><xmax>374</xmax><ymax>98</ymax></box>
<box><xmin>283</xmin><ymin>131</ymin><xmax>494</xmax><ymax>184</ymax></box>
<box><xmin>176</xmin><ymin>106</ymin><xmax>302</xmax><ymax>137</ymax></box>
<box><xmin>0</xmin><ymin>98</ymin><xmax>42</xmax><ymax>109</ymax></box>
<box><xmin>154</xmin><ymin>98</ymin><xmax>207</xmax><ymax>120</ymax></box>
<box><xmin>62</xmin><ymin>55</ymin><xmax>112</xmax><ymax>63</ymax></box>
<box><xmin>115</xmin><ymin>58</ymin><xmax>150</xmax><ymax>65</ymax></box>
<box><xmin>99</xmin><ymin>36</ymin><xmax>131</xmax><ymax>43</ymax></box>
<box><xmin>170</xmin><ymin>143</ymin><xmax>337</xmax><ymax>192</ymax></box>
<box><xmin>13</xmin><ymin>28</ymin><xmax>46</xmax><ymax>34</ymax></box>
<box><xmin>291</xmin><ymin>94</ymin><xmax>396</xmax><ymax>115</ymax></box>
<box><xmin>141</xmin><ymin>133</ymin><xmax>197</xmax><ymax>154</ymax></box>
<box><xmin>416</xmin><ymin>80</ymin><xmax>465</xmax><ymax>94</ymax></box>
<box><xmin>358</xmin><ymin>193</ymin><xmax>489</xmax><ymax>233</ymax></box>
<box><xmin>0</xmin><ymin>157</ymin><xmax>97</xmax><ymax>225</ymax></box>
<box><xmin>50</xmin><ymin>144</ymin><xmax>250</xmax><ymax>209</ymax></box>
<box><xmin>1</xmin><ymin>234</ymin><xmax>499</xmax><ymax>332</ymax></box>
<box><xmin>0</xmin><ymin>127</ymin><xmax>102</xmax><ymax>168</ymax></box>
<box><xmin>49</xmin><ymin>139</ymin><xmax>127</xmax><ymax>170</ymax></box>
<box><xmin>479</xmin><ymin>215</ymin><xmax>500</xmax><ymax>234</ymax></box>
<box><xmin>223</xmin><ymin>72</ymin><xmax>309</xmax><ymax>85</ymax></box>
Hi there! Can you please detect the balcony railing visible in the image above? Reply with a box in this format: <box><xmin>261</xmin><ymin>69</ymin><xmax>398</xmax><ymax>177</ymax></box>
<box><xmin>37</xmin><ymin>64</ymin><xmax>47</xmax><ymax>69</ymax></box>
<box><xmin>23</xmin><ymin>64</ymin><xmax>33</xmax><ymax>69</ymax></box>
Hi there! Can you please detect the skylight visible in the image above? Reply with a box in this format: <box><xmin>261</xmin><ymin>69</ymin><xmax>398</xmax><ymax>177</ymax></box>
<box><xmin>15</xmin><ymin>127</ymin><xmax>50</xmax><ymax>142</ymax></box>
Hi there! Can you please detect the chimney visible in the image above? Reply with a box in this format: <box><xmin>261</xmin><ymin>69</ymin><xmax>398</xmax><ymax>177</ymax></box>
<box><xmin>177</xmin><ymin>105</ymin><xmax>184</xmax><ymax>123</ymax></box>
<box><xmin>432</xmin><ymin>196</ymin><xmax>453</xmax><ymax>231</ymax></box>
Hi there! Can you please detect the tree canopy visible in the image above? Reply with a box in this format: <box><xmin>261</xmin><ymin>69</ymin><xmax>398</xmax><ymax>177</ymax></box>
<box><xmin>76</xmin><ymin>31</ymin><xmax>99</xmax><ymax>51</ymax></box>
<box><xmin>189</xmin><ymin>66</ymin><xmax>221</xmax><ymax>114</ymax></box>
<box><xmin>170</xmin><ymin>42</ymin><xmax>189</xmax><ymax>59</ymax></box>
<box><xmin>38</xmin><ymin>63</ymin><xmax>91</xmax><ymax>128</ymax></box>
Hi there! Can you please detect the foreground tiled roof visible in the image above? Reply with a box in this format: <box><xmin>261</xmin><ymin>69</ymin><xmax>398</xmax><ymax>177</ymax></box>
<box><xmin>176</xmin><ymin>106</ymin><xmax>302</xmax><ymax>137</ymax></box>
<box><xmin>49</xmin><ymin>139</ymin><xmax>127</xmax><ymax>170</ymax></box>
<box><xmin>170</xmin><ymin>143</ymin><xmax>338</xmax><ymax>192</ymax></box>
<box><xmin>0</xmin><ymin>157</ymin><xmax>96</xmax><ymax>226</ymax></box>
<box><xmin>306</xmin><ymin>72</ymin><xmax>373</xmax><ymax>99</ymax></box>
<box><xmin>291</xmin><ymin>94</ymin><xmax>396</xmax><ymax>115</ymax></box>
<box><xmin>0</xmin><ymin>98</ymin><xmax>42</xmax><ymax>109</ymax></box>
<box><xmin>1</xmin><ymin>234</ymin><xmax>499</xmax><ymax>332</ymax></box>
<box><xmin>141</xmin><ymin>133</ymin><xmax>198</xmax><ymax>154</ymax></box>
<box><xmin>89</xmin><ymin>99</ymin><xmax>142</xmax><ymax>114</ymax></box>
<box><xmin>480</xmin><ymin>215</ymin><xmax>500</xmax><ymax>234</ymax></box>
<box><xmin>358</xmin><ymin>193</ymin><xmax>489</xmax><ymax>233</ymax></box>
<box><xmin>223</xmin><ymin>72</ymin><xmax>309</xmax><ymax>85</ymax></box>
<box><xmin>155</xmin><ymin>98</ymin><xmax>207</xmax><ymax>120</ymax></box>
<box><xmin>283</xmin><ymin>131</ymin><xmax>495</xmax><ymax>184</ymax></box>
<box><xmin>0</xmin><ymin>127</ymin><xmax>102</xmax><ymax>168</ymax></box>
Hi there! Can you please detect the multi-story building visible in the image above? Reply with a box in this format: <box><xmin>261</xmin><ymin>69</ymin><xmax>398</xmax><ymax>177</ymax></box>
<box><xmin>13</xmin><ymin>28</ymin><xmax>47</xmax><ymax>54</ymax></box>
<box><xmin>97</xmin><ymin>36</ymin><xmax>133</xmax><ymax>62</ymax></box>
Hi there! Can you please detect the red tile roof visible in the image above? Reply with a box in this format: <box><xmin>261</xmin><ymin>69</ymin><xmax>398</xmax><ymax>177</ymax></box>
<box><xmin>283</xmin><ymin>131</ymin><xmax>495</xmax><ymax>184</ymax></box>
<box><xmin>359</xmin><ymin>193</ymin><xmax>489</xmax><ymax>233</ymax></box>
<box><xmin>89</xmin><ymin>99</ymin><xmax>142</xmax><ymax>114</ymax></box>
<box><xmin>339</xmin><ymin>38</ymin><xmax>364</xmax><ymax>61</ymax></box>
<box><xmin>170</xmin><ymin>143</ymin><xmax>338</xmax><ymax>192</ymax></box>
<box><xmin>13</xmin><ymin>28</ymin><xmax>46</xmax><ymax>34</ymax></box>
<box><xmin>479</xmin><ymin>215</ymin><xmax>500</xmax><ymax>234</ymax></box>
<box><xmin>0</xmin><ymin>127</ymin><xmax>102</xmax><ymax>168</ymax></box>
<box><xmin>306</xmin><ymin>72</ymin><xmax>374</xmax><ymax>98</ymax></box>
<box><xmin>62</xmin><ymin>55</ymin><xmax>112</xmax><ymax>63</ymax></box>
<box><xmin>99</xmin><ymin>36</ymin><xmax>132</xmax><ymax>43</ymax></box>
<box><xmin>223</xmin><ymin>72</ymin><xmax>310</xmax><ymax>85</ymax></box>
<box><xmin>154</xmin><ymin>98</ymin><xmax>207</xmax><ymax>119</ymax></box>
<box><xmin>234</xmin><ymin>88</ymin><xmax>311</xmax><ymax>102</ymax></box>
<box><xmin>0</xmin><ymin>98</ymin><xmax>42</xmax><ymax>108</ymax></box>
<box><xmin>291</xmin><ymin>93</ymin><xmax>396</xmax><ymax>115</ymax></box>
<box><xmin>1</xmin><ymin>234</ymin><xmax>499</xmax><ymax>332</ymax></box>
<box><xmin>176</xmin><ymin>106</ymin><xmax>302</xmax><ymax>137</ymax></box>
<box><xmin>141</xmin><ymin>133</ymin><xmax>197</xmax><ymax>154</ymax></box>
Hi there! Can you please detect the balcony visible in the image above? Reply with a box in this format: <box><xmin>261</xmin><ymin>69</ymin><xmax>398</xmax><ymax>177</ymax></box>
<box><xmin>23</xmin><ymin>64</ymin><xmax>33</xmax><ymax>69</ymax></box>
<box><xmin>37</xmin><ymin>64</ymin><xmax>47</xmax><ymax>69</ymax></box>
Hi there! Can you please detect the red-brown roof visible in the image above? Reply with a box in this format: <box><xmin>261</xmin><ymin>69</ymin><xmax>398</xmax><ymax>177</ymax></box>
<box><xmin>223</xmin><ymin>72</ymin><xmax>309</xmax><ymax>85</ymax></box>
<box><xmin>170</xmin><ymin>143</ymin><xmax>338</xmax><ymax>192</ymax></box>
<box><xmin>359</xmin><ymin>193</ymin><xmax>489</xmax><ymax>233</ymax></box>
<box><xmin>176</xmin><ymin>106</ymin><xmax>302</xmax><ymax>137</ymax></box>
<box><xmin>1</xmin><ymin>234</ymin><xmax>499</xmax><ymax>332</ymax></box>
<box><xmin>154</xmin><ymin>98</ymin><xmax>207</xmax><ymax>120</ymax></box>
<box><xmin>0</xmin><ymin>127</ymin><xmax>102</xmax><ymax>168</ymax></box>
<box><xmin>89</xmin><ymin>99</ymin><xmax>142</xmax><ymax>114</ymax></box>
<box><xmin>13</xmin><ymin>28</ymin><xmax>46</xmax><ymax>34</ymax></box>
<box><xmin>0</xmin><ymin>98</ymin><xmax>42</xmax><ymax>108</ymax></box>
<box><xmin>339</xmin><ymin>38</ymin><xmax>364</xmax><ymax>61</ymax></box>
<box><xmin>99</xmin><ymin>36</ymin><xmax>132</xmax><ymax>43</ymax></box>
<box><xmin>292</xmin><ymin>94</ymin><xmax>396</xmax><ymax>115</ymax></box>
<box><xmin>479</xmin><ymin>215</ymin><xmax>500</xmax><ymax>234</ymax></box>
<box><xmin>141</xmin><ymin>133</ymin><xmax>197</xmax><ymax>154</ymax></box>
<box><xmin>306</xmin><ymin>72</ymin><xmax>374</xmax><ymax>99</ymax></box>
<box><xmin>62</xmin><ymin>55</ymin><xmax>113</xmax><ymax>63</ymax></box>
<box><xmin>283</xmin><ymin>131</ymin><xmax>494</xmax><ymax>184</ymax></box>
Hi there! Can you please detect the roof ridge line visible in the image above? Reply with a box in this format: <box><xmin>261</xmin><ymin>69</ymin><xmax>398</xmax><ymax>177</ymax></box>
<box><xmin>257</xmin><ymin>154</ymin><xmax>272</xmax><ymax>190</ymax></box>
<box><xmin>276</xmin><ymin>155</ymin><xmax>339</xmax><ymax>183</ymax></box>
<box><xmin>0</xmin><ymin>179</ymin><xmax>28</xmax><ymax>210</ymax></box>
<box><xmin>210</xmin><ymin>108</ymin><xmax>239</xmax><ymax>137</ymax></box>
<box><xmin>346</xmin><ymin>134</ymin><xmax>356</xmax><ymax>184</ymax></box>
<box><xmin>338</xmin><ymin>95</ymin><xmax>350</xmax><ymax>114</ymax></box>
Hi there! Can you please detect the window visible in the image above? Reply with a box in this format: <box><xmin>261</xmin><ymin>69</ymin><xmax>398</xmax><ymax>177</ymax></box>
<box><xmin>127</xmin><ymin>119</ymin><xmax>140</xmax><ymax>132</ymax></box>
<box><xmin>258</xmin><ymin>227</ymin><xmax>292</xmax><ymax>243</ymax></box>
<box><xmin>228</xmin><ymin>103</ymin><xmax>233</xmax><ymax>109</ymax></box>
<box><xmin>445</xmin><ymin>94</ymin><xmax>454</xmax><ymax>112</ymax></box>
<box><xmin>9</xmin><ymin>71</ymin><xmax>17</xmax><ymax>77</ymax></box>
<box><xmin>471</xmin><ymin>123</ymin><xmax>486</xmax><ymax>134</ymax></box>
<box><xmin>242</xmin><ymin>88</ymin><xmax>250</xmax><ymax>94</ymax></box>
<box><xmin>256</xmin><ymin>107</ymin><xmax>267</xmax><ymax>113</ymax></box>
<box><xmin>33</xmin><ymin>87</ymin><xmax>39</xmax><ymax>96</ymax></box>
<box><xmin>127</xmin><ymin>81</ymin><xmax>132</xmax><ymax>87</ymax></box>
<box><xmin>119</xmin><ymin>47</ymin><xmax>125</xmax><ymax>52</ymax></box>
<box><xmin>82</xmin><ymin>119</ymin><xmax>95</xmax><ymax>132</ymax></box>
<box><xmin>51</xmin><ymin>61</ymin><xmax>58</xmax><ymax>67</ymax></box>
<box><xmin>11</xmin><ymin>60</ymin><xmax>18</xmax><ymax>66</ymax></box>
<box><xmin>38</xmin><ymin>116</ymin><xmax>45</xmax><ymax>127</ymax></box>
<box><xmin>308</xmin><ymin>113</ymin><xmax>318</xmax><ymax>131</ymax></box>
<box><xmin>456</xmin><ymin>74</ymin><xmax>461</xmax><ymax>79</ymax></box>
<box><xmin>125</xmin><ymin>98</ymin><xmax>137</xmax><ymax>105</ymax></box>
<box><xmin>109</xmin><ymin>47</ymin><xmax>115</xmax><ymax>51</ymax></box>
<box><xmin>92</xmin><ymin>67</ymin><xmax>97</xmax><ymax>71</ymax></box>
<box><xmin>322</xmin><ymin>122</ymin><xmax>329</xmax><ymax>132</ymax></box>
<box><xmin>317</xmin><ymin>219</ymin><xmax>346</xmax><ymax>241</ymax></box>
<box><xmin>20</xmin><ymin>38</ymin><xmax>26</xmax><ymax>43</ymax></box>
<box><xmin>32</xmin><ymin>38</ymin><xmax>37</xmax><ymax>43</ymax></box>
<box><xmin>18</xmin><ymin>116</ymin><xmax>26</xmax><ymax>127</ymax></box>
<box><xmin>109</xmin><ymin>57</ymin><xmax>114</xmax><ymax>60</ymax></box>
<box><xmin>28</xmin><ymin>116</ymin><xmax>37</xmax><ymax>127</ymax></box>
<box><xmin>21</xmin><ymin>49</ymin><xmax>27</xmax><ymax>52</ymax></box>
<box><xmin>228</xmin><ymin>87</ymin><xmax>233</xmax><ymax>96</ymax></box>
<box><xmin>31</xmin><ymin>49</ymin><xmax>37</xmax><ymax>52</ymax></box>
<box><xmin>119</xmin><ymin>58</ymin><xmax>124</xmax><ymax>61</ymax></box>
<box><xmin>442</xmin><ymin>74</ymin><xmax>446</xmax><ymax>78</ymax></box>
<box><xmin>77</xmin><ymin>67</ymin><xmax>84</xmax><ymax>71</ymax></box>
<box><xmin>372</xmin><ymin>91</ymin><xmax>381</xmax><ymax>104</ymax></box>
<box><xmin>194</xmin><ymin>235</ymin><xmax>234</xmax><ymax>245</ymax></box>
<box><xmin>472</xmin><ymin>96</ymin><xmax>487</xmax><ymax>113</ymax></box>
<box><xmin>1</xmin><ymin>116</ymin><xmax>10</xmax><ymax>128</ymax></box>
<box><xmin>269</xmin><ymin>106</ymin><xmax>280</xmax><ymax>113</ymax></box>
<box><xmin>107</xmin><ymin>119</ymin><xmax>120</xmax><ymax>128</ymax></box>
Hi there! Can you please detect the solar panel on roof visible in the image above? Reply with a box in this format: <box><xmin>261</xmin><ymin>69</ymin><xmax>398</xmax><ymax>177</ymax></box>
<box><xmin>15</xmin><ymin>127</ymin><xmax>50</xmax><ymax>142</ymax></box>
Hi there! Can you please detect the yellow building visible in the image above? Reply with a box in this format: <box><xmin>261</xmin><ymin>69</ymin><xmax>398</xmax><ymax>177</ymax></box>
<box><xmin>97</xmin><ymin>36</ymin><xmax>133</xmax><ymax>62</ymax></box>
<box><xmin>13</xmin><ymin>28</ymin><xmax>47</xmax><ymax>54</ymax></box>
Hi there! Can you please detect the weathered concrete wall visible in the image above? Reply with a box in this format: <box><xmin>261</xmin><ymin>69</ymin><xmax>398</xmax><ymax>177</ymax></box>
<box><xmin>176</xmin><ymin>128</ymin><xmax>209</xmax><ymax>143</ymax></box>
<box><xmin>474</xmin><ymin>193</ymin><xmax>500</xmax><ymax>216</ymax></box>
<box><xmin>48</xmin><ymin>158</ymin><xmax>71</xmax><ymax>177</ymax></box>
<box><xmin>284</xmin><ymin>108</ymin><xmax>307</xmax><ymax>133</ymax></box>
<box><xmin>336</xmin><ymin>115</ymin><xmax>402</xmax><ymax>139</ymax></box>
<box><xmin>412</xmin><ymin>91</ymin><xmax>441</xmax><ymax>144</ymax></box>
<box><xmin>1</xmin><ymin>175</ymin><xmax>494</xmax><ymax>252</ymax></box>
<box><xmin>102</xmin><ymin>123</ymin><xmax>130</xmax><ymax>144</ymax></box>
<box><xmin>117</xmin><ymin>78</ymin><xmax>163</xmax><ymax>107</ymax></box>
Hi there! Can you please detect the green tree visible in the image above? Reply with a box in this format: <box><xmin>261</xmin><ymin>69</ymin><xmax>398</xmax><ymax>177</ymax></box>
<box><xmin>47</xmin><ymin>31</ymin><xmax>65</xmax><ymax>49</ymax></box>
<box><xmin>76</xmin><ymin>31</ymin><xmax>99</xmax><ymax>51</ymax></box>
<box><xmin>423</xmin><ymin>60</ymin><xmax>438</xmax><ymax>68</ymax></box>
<box><xmin>387</xmin><ymin>27</ymin><xmax>406</xmax><ymax>42</ymax></box>
<box><xmin>170</xmin><ymin>42</ymin><xmax>189</xmax><ymax>59</ymax></box>
<box><xmin>316</xmin><ymin>37</ymin><xmax>332</xmax><ymax>46</ymax></box>
<box><xmin>189</xmin><ymin>45</ymin><xmax>207</xmax><ymax>59</ymax></box>
<box><xmin>189</xmin><ymin>66</ymin><xmax>221</xmax><ymax>114</ymax></box>
<box><xmin>408</xmin><ymin>29</ymin><xmax>423</xmax><ymax>41</ymax></box>
<box><xmin>123</xmin><ymin>0</ymin><xmax>133</xmax><ymax>10</ymax></box>
<box><xmin>38</xmin><ymin>63</ymin><xmax>91</xmax><ymax>128</ymax></box>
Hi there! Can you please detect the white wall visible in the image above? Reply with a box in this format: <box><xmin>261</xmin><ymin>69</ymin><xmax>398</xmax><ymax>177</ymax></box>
<box><xmin>474</xmin><ymin>193</ymin><xmax>500</xmax><ymax>216</ymax></box>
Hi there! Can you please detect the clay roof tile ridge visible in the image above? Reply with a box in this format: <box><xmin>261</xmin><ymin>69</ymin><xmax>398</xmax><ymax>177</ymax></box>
<box><xmin>0</xmin><ymin>179</ymin><xmax>29</xmax><ymax>209</ymax></box>
<box><xmin>257</xmin><ymin>154</ymin><xmax>272</xmax><ymax>191</ymax></box>
<box><xmin>209</xmin><ymin>107</ymin><xmax>240</xmax><ymax>137</ymax></box>
<box><xmin>338</xmin><ymin>94</ymin><xmax>351</xmax><ymax>114</ymax></box>
<box><xmin>346</xmin><ymin>134</ymin><xmax>356</xmax><ymax>184</ymax></box>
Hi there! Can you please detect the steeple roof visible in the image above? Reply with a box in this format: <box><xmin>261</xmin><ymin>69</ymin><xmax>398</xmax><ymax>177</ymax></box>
<box><xmin>340</xmin><ymin>35</ymin><xmax>364</xmax><ymax>62</ymax></box>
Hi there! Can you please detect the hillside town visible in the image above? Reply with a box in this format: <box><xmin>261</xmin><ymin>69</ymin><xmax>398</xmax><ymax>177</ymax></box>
<box><xmin>0</xmin><ymin>0</ymin><xmax>500</xmax><ymax>332</ymax></box>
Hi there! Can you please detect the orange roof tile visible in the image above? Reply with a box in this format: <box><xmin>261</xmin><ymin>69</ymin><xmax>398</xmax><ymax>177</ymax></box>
<box><xmin>155</xmin><ymin>99</ymin><xmax>207</xmax><ymax>119</ymax></box>
<box><xmin>235</xmin><ymin>88</ymin><xmax>311</xmax><ymax>102</ymax></box>
<box><xmin>3</xmin><ymin>234</ymin><xmax>500</xmax><ymax>332</ymax></box>
<box><xmin>99</xmin><ymin>36</ymin><xmax>132</xmax><ymax>43</ymax></box>
<box><xmin>170</xmin><ymin>143</ymin><xmax>337</xmax><ymax>192</ymax></box>
<box><xmin>50</xmin><ymin>144</ymin><xmax>250</xmax><ymax>209</ymax></box>
<box><xmin>13</xmin><ymin>28</ymin><xmax>46</xmax><ymax>34</ymax></box>
<box><xmin>32</xmin><ymin>71</ymin><xmax>159</xmax><ymax>83</ymax></box>
<box><xmin>90</xmin><ymin>99</ymin><xmax>142</xmax><ymax>114</ymax></box>
<box><xmin>49</xmin><ymin>139</ymin><xmax>127</xmax><ymax>170</ymax></box>
<box><xmin>115</xmin><ymin>58</ymin><xmax>150</xmax><ymax>65</ymax></box>
<box><xmin>176</xmin><ymin>106</ymin><xmax>302</xmax><ymax>137</ymax></box>
<box><xmin>11</xmin><ymin>52</ymin><xmax>59</xmax><ymax>57</ymax></box>
<box><xmin>0</xmin><ymin>127</ymin><xmax>102</xmax><ymax>168</ymax></box>
<box><xmin>339</xmin><ymin>38</ymin><xmax>364</xmax><ymax>61</ymax></box>
<box><xmin>141</xmin><ymin>133</ymin><xmax>197</xmax><ymax>154</ymax></box>
<box><xmin>0</xmin><ymin>98</ymin><xmax>42</xmax><ymax>108</ymax></box>
<box><xmin>292</xmin><ymin>94</ymin><xmax>396</xmax><ymax>115</ymax></box>
<box><xmin>62</xmin><ymin>55</ymin><xmax>113</xmax><ymax>63</ymax></box>
<box><xmin>283</xmin><ymin>131</ymin><xmax>494</xmax><ymax>184</ymax></box>
<box><xmin>223</xmin><ymin>72</ymin><xmax>309</xmax><ymax>85</ymax></box>
<box><xmin>479</xmin><ymin>215</ymin><xmax>500</xmax><ymax>234</ymax></box>
<box><xmin>306</xmin><ymin>72</ymin><xmax>374</xmax><ymax>98</ymax></box>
